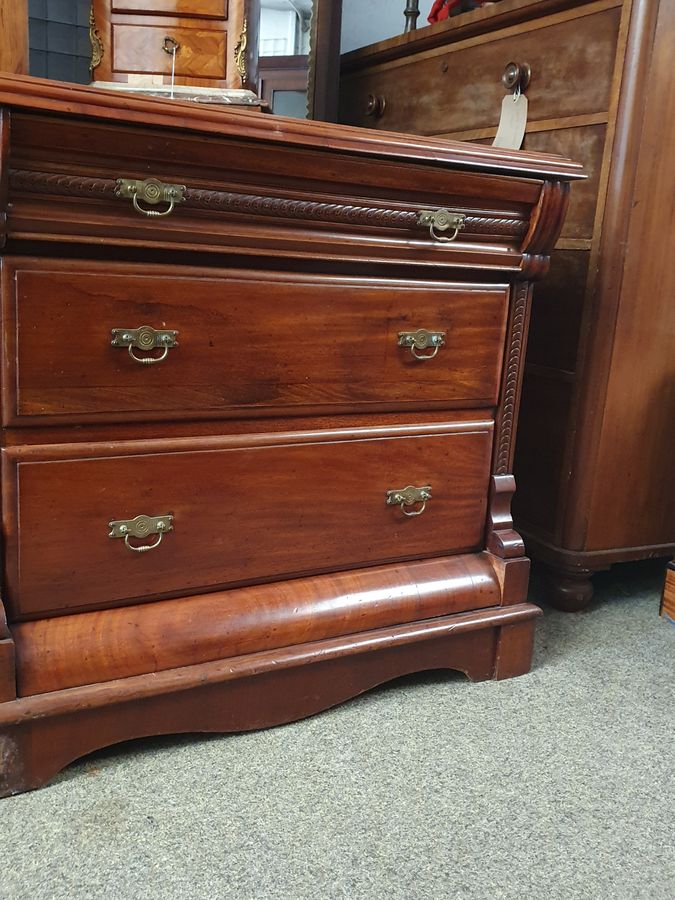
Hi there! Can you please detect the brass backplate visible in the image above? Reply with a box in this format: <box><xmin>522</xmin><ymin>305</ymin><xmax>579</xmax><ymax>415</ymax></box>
<box><xmin>417</xmin><ymin>209</ymin><xmax>466</xmax><ymax>233</ymax></box>
<box><xmin>398</xmin><ymin>329</ymin><xmax>445</xmax><ymax>350</ymax></box>
<box><xmin>108</xmin><ymin>514</ymin><xmax>173</xmax><ymax>540</ymax></box>
<box><xmin>116</xmin><ymin>177</ymin><xmax>186</xmax><ymax>207</ymax></box>
<box><xmin>111</xmin><ymin>325</ymin><xmax>178</xmax><ymax>350</ymax></box>
<box><xmin>386</xmin><ymin>486</ymin><xmax>432</xmax><ymax>507</ymax></box>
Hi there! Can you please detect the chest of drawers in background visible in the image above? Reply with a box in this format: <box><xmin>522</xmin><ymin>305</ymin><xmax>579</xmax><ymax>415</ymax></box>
<box><xmin>0</xmin><ymin>73</ymin><xmax>578</xmax><ymax>796</ymax></box>
<box><xmin>90</xmin><ymin>0</ymin><xmax>260</xmax><ymax>92</ymax></box>
<box><xmin>339</xmin><ymin>0</ymin><xmax>675</xmax><ymax>609</ymax></box>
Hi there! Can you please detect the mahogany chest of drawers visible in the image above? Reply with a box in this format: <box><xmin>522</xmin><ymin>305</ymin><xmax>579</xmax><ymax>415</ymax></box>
<box><xmin>0</xmin><ymin>73</ymin><xmax>578</xmax><ymax>796</ymax></box>
<box><xmin>339</xmin><ymin>0</ymin><xmax>675</xmax><ymax>609</ymax></box>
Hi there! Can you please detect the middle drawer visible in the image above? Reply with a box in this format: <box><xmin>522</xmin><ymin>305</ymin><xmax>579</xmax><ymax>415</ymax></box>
<box><xmin>2</xmin><ymin>258</ymin><xmax>509</xmax><ymax>425</ymax></box>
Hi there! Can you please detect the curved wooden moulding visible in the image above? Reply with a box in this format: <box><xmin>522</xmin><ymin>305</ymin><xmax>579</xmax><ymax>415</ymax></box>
<box><xmin>1</xmin><ymin>556</ymin><xmax>540</xmax><ymax>797</ymax></box>
<box><xmin>14</xmin><ymin>553</ymin><xmax>502</xmax><ymax>696</ymax></box>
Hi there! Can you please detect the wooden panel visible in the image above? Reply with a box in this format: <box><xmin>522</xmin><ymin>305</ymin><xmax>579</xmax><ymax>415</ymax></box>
<box><xmin>112</xmin><ymin>1</ymin><xmax>228</xmax><ymax>17</ymax></box>
<box><xmin>585</xmin><ymin>0</ymin><xmax>675</xmax><ymax>551</ymax></box>
<box><xmin>527</xmin><ymin>250</ymin><xmax>589</xmax><ymax>373</ymax></box>
<box><xmin>0</xmin><ymin>0</ymin><xmax>28</xmax><ymax>76</ymax></box>
<box><xmin>4</xmin><ymin>260</ymin><xmax>509</xmax><ymax>424</ymax></box>
<box><xmin>339</xmin><ymin>6</ymin><xmax>621</xmax><ymax>134</ymax></box>
<box><xmin>512</xmin><ymin>373</ymin><xmax>573</xmax><ymax>536</ymax></box>
<box><xmin>13</xmin><ymin>552</ymin><xmax>502</xmax><ymax>694</ymax></box>
<box><xmin>522</xmin><ymin>125</ymin><xmax>605</xmax><ymax>240</ymax></box>
<box><xmin>112</xmin><ymin>23</ymin><xmax>227</xmax><ymax>78</ymax></box>
<box><xmin>5</xmin><ymin>420</ymin><xmax>494</xmax><ymax>617</ymax></box>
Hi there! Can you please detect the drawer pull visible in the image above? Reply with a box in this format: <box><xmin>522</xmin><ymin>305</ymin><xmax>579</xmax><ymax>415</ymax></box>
<box><xmin>386</xmin><ymin>485</ymin><xmax>432</xmax><ymax>517</ymax></box>
<box><xmin>108</xmin><ymin>514</ymin><xmax>173</xmax><ymax>554</ymax></box>
<box><xmin>417</xmin><ymin>209</ymin><xmax>466</xmax><ymax>243</ymax></box>
<box><xmin>116</xmin><ymin>177</ymin><xmax>186</xmax><ymax>218</ymax></box>
<box><xmin>111</xmin><ymin>325</ymin><xmax>178</xmax><ymax>365</ymax></box>
<box><xmin>398</xmin><ymin>329</ymin><xmax>446</xmax><ymax>360</ymax></box>
<box><xmin>365</xmin><ymin>93</ymin><xmax>386</xmax><ymax>118</ymax></box>
<box><xmin>162</xmin><ymin>36</ymin><xmax>181</xmax><ymax>56</ymax></box>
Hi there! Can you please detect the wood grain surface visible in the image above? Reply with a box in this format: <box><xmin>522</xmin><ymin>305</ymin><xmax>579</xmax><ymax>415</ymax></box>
<box><xmin>0</xmin><ymin>1</ymin><xmax>28</xmax><ymax>77</ymax></box>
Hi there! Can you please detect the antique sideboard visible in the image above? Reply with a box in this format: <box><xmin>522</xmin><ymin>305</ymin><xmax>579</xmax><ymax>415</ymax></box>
<box><xmin>339</xmin><ymin>0</ymin><xmax>675</xmax><ymax>609</ymax></box>
<box><xmin>0</xmin><ymin>73</ymin><xmax>579</xmax><ymax>796</ymax></box>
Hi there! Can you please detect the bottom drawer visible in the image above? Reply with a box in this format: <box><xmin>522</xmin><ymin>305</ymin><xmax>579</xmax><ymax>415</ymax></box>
<box><xmin>4</xmin><ymin>417</ymin><xmax>494</xmax><ymax>618</ymax></box>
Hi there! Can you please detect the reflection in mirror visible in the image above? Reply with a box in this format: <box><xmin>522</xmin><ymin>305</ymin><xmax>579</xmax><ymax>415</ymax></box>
<box><xmin>260</xmin><ymin>0</ymin><xmax>312</xmax><ymax>56</ymax></box>
<box><xmin>258</xmin><ymin>0</ymin><xmax>312</xmax><ymax>118</ymax></box>
<box><xmin>19</xmin><ymin>0</ymin><xmax>345</xmax><ymax>122</ymax></box>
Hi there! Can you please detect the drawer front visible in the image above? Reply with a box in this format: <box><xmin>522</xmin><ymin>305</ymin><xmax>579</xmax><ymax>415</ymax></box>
<box><xmin>4</xmin><ymin>260</ymin><xmax>509</xmax><ymax>424</ymax></box>
<box><xmin>112</xmin><ymin>1</ymin><xmax>228</xmax><ymax>17</ymax></box>
<box><xmin>112</xmin><ymin>23</ymin><xmax>227</xmax><ymax>79</ymax></box>
<box><xmin>340</xmin><ymin>6</ymin><xmax>621</xmax><ymax>134</ymax></box>
<box><xmin>4</xmin><ymin>420</ymin><xmax>494</xmax><ymax>617</ymax></box>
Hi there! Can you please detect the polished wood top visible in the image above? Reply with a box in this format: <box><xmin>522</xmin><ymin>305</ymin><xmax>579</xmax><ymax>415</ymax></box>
<box><xmin>0</xmin><ymin>73</ymin><xmax>584</xmax><ymax>181</ymax></box>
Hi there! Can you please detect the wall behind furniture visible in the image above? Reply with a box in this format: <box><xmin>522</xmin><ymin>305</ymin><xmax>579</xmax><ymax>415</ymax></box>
<box><xmin>341</xmin><ymin>0</ymin><xmax>407</xmax><ymax>53</ymax></box>
<box><xmin>29</xmin><ymin>0</ymin><xmax>91</xmax><ymax>84</ymax></box>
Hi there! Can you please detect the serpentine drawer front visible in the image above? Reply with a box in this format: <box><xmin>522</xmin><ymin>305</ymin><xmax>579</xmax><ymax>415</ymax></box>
<box><xmin>3</xmin><ymin>418</ymin><xmax>494</xmax><ymax>619</ymax></box>
<box><xmin>3</xmin><ymin>259</ymin><xmax>509</xmax><ymax>425</ymax></box>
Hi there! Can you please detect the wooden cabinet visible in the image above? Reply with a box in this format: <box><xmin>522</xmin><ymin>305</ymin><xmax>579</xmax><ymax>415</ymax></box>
<box><xmin>339</xmin><ymin>0</ymin><xmax>675</xmax><ymax>608</ymax></box>
<box><xmin>90</xmin><ymin>0</ymin><xmax>260</xmax><ymax>90</ymax></box>
<box><xmin>0</xmin><ymin>72</ymin><xmax>577</xmax><ymax>795</ymax></box>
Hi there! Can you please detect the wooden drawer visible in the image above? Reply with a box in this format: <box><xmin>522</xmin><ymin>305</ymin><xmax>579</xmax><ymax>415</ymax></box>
<box><xmin>112</xmin><ymin>22</ymin><xmax>227</xmax><ymax>79</ymax></box>
<box><xmin>340</xmin><ymin>5</ymin><xmax>621</xmax><ymax>134</ymax></box>
<box><xmin>111</xmin><ymin>1</ymin><xmax>228</xmax><ymax>17</ymax></box>
<box><xmin>3</xmin><ymin>418</ymin><xmax>494</xmax><ymax>618</ymax></box>
<box><xmin>2</xmin><ymin>259</ymin><xmax>509</xmax><ymax>425</ymax></box>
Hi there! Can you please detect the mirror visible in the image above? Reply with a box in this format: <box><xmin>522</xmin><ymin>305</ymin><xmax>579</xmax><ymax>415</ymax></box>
<box><xmin>18</xmin><ymin>0</ymin><xmax>346</xmax><ymax>121</ymax></box>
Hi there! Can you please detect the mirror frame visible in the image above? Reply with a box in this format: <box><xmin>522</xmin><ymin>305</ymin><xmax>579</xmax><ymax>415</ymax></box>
<box><xmin>307</xmin><ymin>0</ymin><xmax>343</xmax><ymax>121</ymax></box>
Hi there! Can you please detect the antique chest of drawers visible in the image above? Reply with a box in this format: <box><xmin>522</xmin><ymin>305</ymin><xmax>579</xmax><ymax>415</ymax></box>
<box><xmin>0</xmin><ymin>73</ymin><xmax>579</xmax><ymax>796</ymax></box>
<box><xmin>339</xmin><ymin>0</ymin><xmax>675</xmax><ymax>609</ymax></box>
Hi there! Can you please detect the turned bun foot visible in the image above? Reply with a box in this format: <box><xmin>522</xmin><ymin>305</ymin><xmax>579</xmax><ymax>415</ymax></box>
<box><xmin>542</xmin><ymin>566</ymin><xmax>594</xmax><ymax>611</ymax></box>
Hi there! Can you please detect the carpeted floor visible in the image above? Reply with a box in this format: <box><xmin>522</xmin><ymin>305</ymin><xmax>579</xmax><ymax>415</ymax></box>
<box><xmin>1</xmin><ymin>560</ymin><xmax>673</xmax><ymax>900</ymax></box>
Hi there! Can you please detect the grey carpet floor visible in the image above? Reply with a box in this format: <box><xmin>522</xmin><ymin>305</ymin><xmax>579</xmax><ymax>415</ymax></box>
<box><xmin>1</xmin><ymin>560</ymin><xmax>673</xmax><ymax>900</ymax></box>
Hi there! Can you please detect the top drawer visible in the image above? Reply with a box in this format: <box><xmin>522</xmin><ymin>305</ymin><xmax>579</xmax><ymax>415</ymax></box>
<box><xmin>2</xmin><ymin>258</ymin><xmax>509</xmax><ymax>426</ymax></box>
<box><xmin>6</xmin><ymin>113</ymin><xmax>541</xmax><ymax>272</ymax></box>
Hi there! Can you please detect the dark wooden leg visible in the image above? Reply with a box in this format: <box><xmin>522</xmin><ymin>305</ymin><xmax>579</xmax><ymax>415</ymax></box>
<box><xmin>543</xmin><ymin>565</ymin><xmax>594</xmax><ymax>611</ymax></box>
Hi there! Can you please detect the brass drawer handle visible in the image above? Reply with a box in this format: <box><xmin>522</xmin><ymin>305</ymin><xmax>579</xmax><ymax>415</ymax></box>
<box><xmin>116</xmin><ymin>177</ymin><xmax>186</xmax><ymax>218</ymax></box>
<box><xmin>417</xmin><ymin>209</ymin><xmax>466</xmax><ymax>243</ymax></box>
<box><xmin>111</xmin><ymin>325</ymin><xmax>178</xmax><ymax>365</ymax></box>
<box><xmin>398</xmin><ymin>329</ymin><xmax>445</xmax><ymax>360</ymax></box>
<box><xmin>108</xmin><ymin>514</ymin><xmax>173</xmax><ymax>554</ymax></box>
<box><xmin>386</xmin><ymin>485</ymin><xmax>432</xmax><ymax>517</ymax></box>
